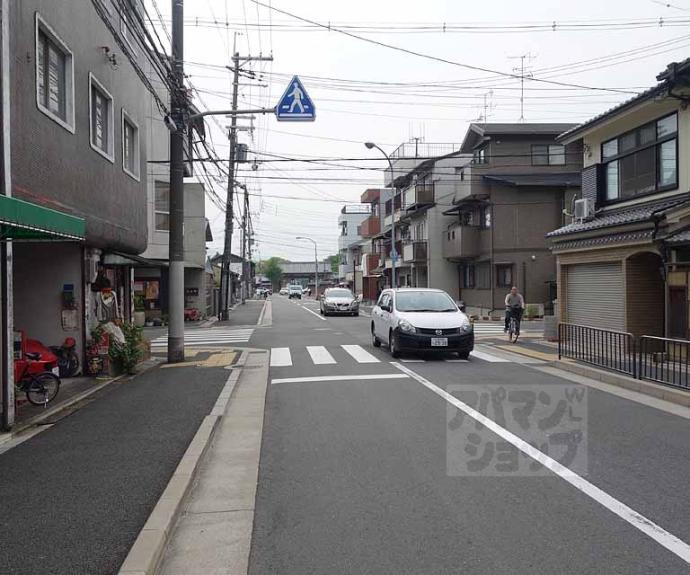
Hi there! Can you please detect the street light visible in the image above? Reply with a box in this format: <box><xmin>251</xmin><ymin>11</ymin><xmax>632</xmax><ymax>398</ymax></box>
<box><xmin>296</xmin><ymin>236</ymin><xmax>318</xmax><ymax>298</ymax></box>
<box><xmin>365</xmin><ymin>142</ymin><xmax>397</xmax><ymax>288</ymax></box>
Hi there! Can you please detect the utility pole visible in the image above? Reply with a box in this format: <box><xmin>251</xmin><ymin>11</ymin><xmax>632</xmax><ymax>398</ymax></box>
<box><xmin>1</xmin><ymin>0</ymin><xmax>14</xmax><ymax>429</ymax></box>
<box><xmin>241</xmin><ymin>186</ymin><xmax>248</xmax><ymax>303</ymax></box>
<box><xmin>220</xmin><ymin>51</ymin><xmax>272</xmax><ymax>315</ymax></box>
<box><xmin>219</xmin><ymin>49</ymin><xmax>240</xmax><ymax>321</ymax></box>
<box><xmin>167</xmin><ymin>0</ymin><xmax>185</xmax><ymax>363</ymax></box>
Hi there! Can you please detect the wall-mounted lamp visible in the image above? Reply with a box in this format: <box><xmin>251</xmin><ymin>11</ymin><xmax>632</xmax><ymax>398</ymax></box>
<box><xmin>531</xmin><ymin>255</ymin><xmax>537</xmax><ymax>261</ymax></box>
<box><xmin>583</xmin><ymin>143</ymin><xmax>592</xmax><ymax>158</ymax></box>
<box><xmin>101</xmin><ymin>46</ymin><xmax>118</xmax><ymax>69</ymax></box>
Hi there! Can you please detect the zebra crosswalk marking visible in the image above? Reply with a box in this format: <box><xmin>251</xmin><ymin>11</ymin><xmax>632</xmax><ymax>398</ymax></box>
<box><xmin>149</xmin><ymin>328</ymin><xmax>254</xmax><ymax>349</ymax></box>
<box><xmin>306</xmin><ymin>346</ymin><xmax>337</xmax><ymax>365</ymax></box>
<box><xmin>341</xmin><ymin>345</ymin><xmax>380</xmax><ymax>364</ymax></box>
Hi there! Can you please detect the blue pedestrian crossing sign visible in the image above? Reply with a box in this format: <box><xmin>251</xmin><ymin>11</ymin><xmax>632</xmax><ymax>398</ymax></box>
<box><xmin>275</xmin><ymin>76</ymin><xmax>315</xmax><ymax>121</ymax></box>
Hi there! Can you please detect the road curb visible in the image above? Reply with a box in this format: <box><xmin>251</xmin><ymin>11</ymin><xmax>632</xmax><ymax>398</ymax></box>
<box><xmin>199</xmin><ymin>316</ymin><xmax>219</xmax><ymax>328</ymax></box>
<box><xmin>0</xmin><ymin>358</ymin><xmax>161</xmax><ymax>447</ymax></box>
<box><xmin>552</xmin><ymin>359</ymin><xmax>690</xmax><ymax>407</ymax></box>
<box><xmin>118</xmin><ymin>367</ymin><xmax>243</xmax><ymax>575</ymax></box>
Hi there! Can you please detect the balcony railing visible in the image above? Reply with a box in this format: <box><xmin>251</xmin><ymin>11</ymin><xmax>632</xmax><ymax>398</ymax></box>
<box><xmin>442</xmin><ymin>225</ymin><xmax>480</xmax><ymax>260</ymax></box>
<box><xmin>360</xmin><ymin>215</ymin><xmax>380</xmax><ymax>238</ymax></box>
<box><xmin>404</xmin><ymin>184</ymin><xmax>434</xmax><ymax>210</ymax></box>
<box><xmin>402</xmin><ymin>241</ymin><xmax>427</xmax><ymax>263</ymax></box>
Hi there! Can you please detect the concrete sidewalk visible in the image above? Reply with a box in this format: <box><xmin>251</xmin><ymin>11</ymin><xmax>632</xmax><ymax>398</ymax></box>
<box><xmin>157</xmin><ymin>349</ymin><xmax>270</xmax><ymax>574</ymax></box>
<box><xmin>215</xmin><ymin>299</ymin><xmax>266</xmax><ymax>328</ymax></box>
<box><xmin>0</xmin><ymin>353</ymin><xmax>232</xmax><ymax>575</ymax></box>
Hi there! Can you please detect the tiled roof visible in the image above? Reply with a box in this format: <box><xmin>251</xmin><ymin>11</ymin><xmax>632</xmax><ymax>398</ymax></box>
<box><xmin>665</xmin><ymin>229</ymin><xmax>690</xmax><ymax>244</ymax></box>
<box><xmin>472</xmin><ymin>123</ymin><xmax>577</xmax><ymax>135</ymax></box>
<box><xmin>547</xmin><ymin>195</ymin><xmax>690</xmax><ymax>238</ymax></box>
<box><xmin>483</xmin><ymin>173</ymin><xmax>581</xmax><ymax>187</ymax></box>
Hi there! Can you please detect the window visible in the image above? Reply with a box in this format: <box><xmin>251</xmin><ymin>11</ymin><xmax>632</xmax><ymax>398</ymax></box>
<box><xmin>35</xmin><ymin>14</ymin><xmax>74</xmax><ymax>131</ymax></box>
<box><xmin>122</xmin><ymin>110</ymin><xmax>140</xmax><ymax>180</ymax></box>
<box><xmin>483</xmin><ymin>208</ymin><xmax>492</xmax><ymax>228</ymax></box>
<box><xmin>460</xmin><ymin>211</ymin><xmax>476</xmax><ymax>226</ymax></box>
<box><xmin>120</xmin><ymin>10</ymin><xmax>137</xmax><ymax>54</ymax></box>
<box><xmin>496</xmin><ymin>264</ymin><xmax>513</xmax><ymax>288</ymax></box>
<box><xmin>89</xmin><ymin>74</ymin><xmax>114</xmax><ymax>161</ymax></box>
<box><xmin>602</xmin><ymin>113</ymin><xmax>678</xmax><ymax>202</ymax></box>
<box><xmin>154</xmin><ymin>181</ymin><xmax>169</xmax><ymax>231</ymax></box>
<box><xmin>462</xmin><ymin>264</ymin><xmax>475</xmax><ymax>289</ymax></box>
<box><xmin>532</xmin><ymin>144</ymin><xmax>565</xmax><ymax>166</ymax></box>
<box><xmin>473</xmin><ymin>146</ymin><xmax>487</xmax><ymax>165</ymax></box>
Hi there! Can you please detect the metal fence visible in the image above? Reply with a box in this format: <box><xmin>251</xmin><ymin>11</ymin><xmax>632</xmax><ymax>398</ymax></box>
<box><xmin>639</xmin><ymin>336</ymin><xmax>690</xmax><ymax>390</ymax></box>
<box><xmin>558</xmin><ymin>323</ymin><xmax>637</xmax><ymax>377</ymax></box>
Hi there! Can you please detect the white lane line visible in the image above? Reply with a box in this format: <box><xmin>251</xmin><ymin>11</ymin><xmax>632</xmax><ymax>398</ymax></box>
<box><xmin>271</xmin><ymin>373</ymin><xmax>408</xmax><ymax>385</ymax></box>
<box><xmin>270</xmin><ymin>347</ymin><xmax>292</xmax><ymax>367</ymax></box>
<box><xmin>392</xmin><ymin>362</ymin><xmax>690</xmax><ymax>565</ymax></box>
<box><xmin>306</xmin><ymin>346</ymin><xmax>337</xmax><ymax>365</ymax></box>
<box><xmin>341</xmin><ymin>344</ymin><xmax>380</xmax><ymax>364</ymax></box>
<box><xmin>299</xmin><ymin>304</ymin><xmax>327</xmax><ymax>322</ymax></box>
<box><xmin>445</xmin><ymin>359</ymin><xmax>469</xmax><ymax>363</ymax></box>
<box><xmin>471</xmin><ymin>349</ymin><xmax>510</xmax><ymax>363</ymax></box>
<box><xmin>401</xmin><ymin>358</ymin><xmax>425</xmax><ymax>363</ymax></box>
<box><xmin>257</xmin><ymin>300</ymin><xmax>267</xmax><ymax>325</ymax></box>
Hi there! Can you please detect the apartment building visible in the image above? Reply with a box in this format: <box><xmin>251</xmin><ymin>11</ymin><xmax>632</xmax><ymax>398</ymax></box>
<box><xmin>337</xmin><ymin>204</ymin><xmax>370</xmax><ymax>291</ymax></box>
<box><xmin>444</xmin><ymin>124</ymin><xmax>582</xmax><ymax>316</ymax></box>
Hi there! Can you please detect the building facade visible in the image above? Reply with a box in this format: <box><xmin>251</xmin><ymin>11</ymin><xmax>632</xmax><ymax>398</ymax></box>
<box><xmin>10</xmin><ymin>0</ymin><xmax>150</xmax><ymax>355</ymax></box>
<box><xmin>444</xmin><ymin>124</ymin><xmax>582</xmax><ymax>317</ymax></box>
<box><xmin>337</xmin><ymin>204</ymin><xmax>370</xmax><ymax>291</ymax></box>
<box><xmin>550</xmin><ymin>59</ymin><xmax>690</xmax><ymax>339</ymax></box>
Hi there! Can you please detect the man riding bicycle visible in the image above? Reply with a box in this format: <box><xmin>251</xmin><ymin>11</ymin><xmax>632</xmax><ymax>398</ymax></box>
<box><xmin>504</xmin><ymin>286</ymin><xmax>525</xmax><ymax>335</ymax></box>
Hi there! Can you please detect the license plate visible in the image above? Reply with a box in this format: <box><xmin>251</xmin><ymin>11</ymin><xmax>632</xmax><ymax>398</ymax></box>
<box><xmin>52</xmin><ymin>366</ymin><xmax>60</xmax><ymax>376</ymax></box>
<box><xmin>431</xmin><ymin>338</ymin><xmax>448</xmax><ymax>347</ymax></box>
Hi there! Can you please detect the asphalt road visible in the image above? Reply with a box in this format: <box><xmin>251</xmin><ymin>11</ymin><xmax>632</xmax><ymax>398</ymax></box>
<box><xmin>248</xmin><ymin>295</ymin><xmax>690</xmax><ymax>574</ymax></box>
<box><xmin>0</xmin><ymin>355</ymin><xmax>229</xmax><ymax>574</ymax></box>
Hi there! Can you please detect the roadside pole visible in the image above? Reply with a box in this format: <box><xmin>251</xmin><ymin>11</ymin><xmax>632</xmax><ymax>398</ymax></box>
<box><xmin>220</xmin><ymin>51</ymin><xmax>240</xmax><ymax>320</ymax></box>
<box><xmin>241</xmin><ymin>186</ymin><xmax>248</xmax><ymax>303</ymax></box>
<box><xmin>167</xmin><ymin>0</ymin><xmax>185</xmax><ymax>363</ymax></box>
<box><xmin>222</xmin><ymin>53</ymin><xmax>272</xmax><ymax>313</ymax></box>
<box><xmin>0</xmin><ymin>0</ymin><xmax>13</xmax><ymax>429</ymax></box>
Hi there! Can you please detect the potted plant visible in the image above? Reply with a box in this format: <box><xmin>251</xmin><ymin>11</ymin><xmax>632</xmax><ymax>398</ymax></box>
<box><xmin>133</xmin><ymin>295</ymin><xmax>146</xmax><ymax>327</ymax></box>
<box><xmin>109</xmin><ymin>322</ymin><xmax>145</xmax><ymax>375</ymax></box>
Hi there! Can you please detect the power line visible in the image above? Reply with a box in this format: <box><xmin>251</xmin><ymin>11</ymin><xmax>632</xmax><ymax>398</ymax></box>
<box><xmin>250</xmin><ymin>1</ymin><xmax>640</xmax><ymax>95</ymax></box>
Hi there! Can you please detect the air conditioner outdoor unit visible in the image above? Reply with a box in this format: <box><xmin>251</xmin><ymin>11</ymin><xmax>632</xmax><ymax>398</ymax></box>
<box><xmin>573</xmin><ymin>198</ymin><xmax>594</xmax><ymax>221</ymax></box>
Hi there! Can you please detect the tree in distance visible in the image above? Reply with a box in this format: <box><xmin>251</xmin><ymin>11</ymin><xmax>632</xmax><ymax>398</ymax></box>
<box><xmin>258</xmin><ymin>257</ymin><xmax>284</xmax><ymax>290</ymax></box>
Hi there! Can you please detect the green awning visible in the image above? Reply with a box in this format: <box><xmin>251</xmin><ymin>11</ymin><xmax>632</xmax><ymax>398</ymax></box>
<box><xmin>0</xmin><ymin>195</ymin><xmax>85</xmax><ymax>240</ymax></box>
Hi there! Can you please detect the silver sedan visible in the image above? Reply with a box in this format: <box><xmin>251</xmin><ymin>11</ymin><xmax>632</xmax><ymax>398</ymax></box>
<box><xmin>320</xmin><ymin>288</ymin><xmax>360</xmax><ymax>317</ymax></box>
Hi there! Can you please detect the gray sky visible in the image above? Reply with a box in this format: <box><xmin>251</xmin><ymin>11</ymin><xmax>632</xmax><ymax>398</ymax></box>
<box><xmin>148</xmin><ymin>0</ymin><xmax>690</xmax><ymax>262</ymax></box>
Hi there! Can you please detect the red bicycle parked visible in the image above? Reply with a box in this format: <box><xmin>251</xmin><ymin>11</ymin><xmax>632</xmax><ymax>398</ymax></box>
<box><xmin>13</xmin><ymin>334</ymin><xmax>62</xmax><ymax>407</ymax></box>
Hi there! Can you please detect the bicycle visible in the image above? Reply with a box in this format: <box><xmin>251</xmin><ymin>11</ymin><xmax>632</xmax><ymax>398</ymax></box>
<box><xmin>50</xmin><ymin>336</ymin><xmax>81</xmax><ymax>378</ymax></box>
<box><xmin>15</xmin><ymin>352</ymin><xmax>61</xmax><ymax>406</ymax></box>
<box><xmin>507</xmin><ymin>306</ymin><xmax>522</xmax><ymax>344</ymax></box>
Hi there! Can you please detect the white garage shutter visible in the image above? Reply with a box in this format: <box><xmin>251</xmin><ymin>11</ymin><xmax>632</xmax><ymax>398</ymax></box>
<box><xmin>566</xmin><ymin>263</ymin><xmax>625</xmax><ymax>332</ymax></box>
